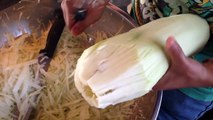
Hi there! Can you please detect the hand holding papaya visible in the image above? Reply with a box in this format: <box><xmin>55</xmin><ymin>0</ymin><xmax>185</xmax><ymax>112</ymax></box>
<box><xmin>153</xmin><ymin>36</ymin><xmax>213</xmax><ymax>90</ymax></box>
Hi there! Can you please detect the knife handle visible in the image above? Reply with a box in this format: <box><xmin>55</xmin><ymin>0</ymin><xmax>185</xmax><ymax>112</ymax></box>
<box><xmin>39</xmin><ymin>7</ymin><xmax>87</xmax><ymax>58</ymax></box>
<box><xmin>39</xmin><ymin>8</ymin><xmax>65</xmax><ymax>58</ymax></box>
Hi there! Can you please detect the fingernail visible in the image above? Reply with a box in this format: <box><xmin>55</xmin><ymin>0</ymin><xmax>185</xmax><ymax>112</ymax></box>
<box><xmin>166</xmin><ymin>36</ymin><xmax>176</xmax><ymax>49</ymax></box>
<box><xmin>166</xmin><ymin>36</ymin><xmax>182</xmax><ymax>57</ymax></box>
<box><xmin>167</xmin><ymin>36</ymin><xmax>175</xmax><ymax>45</ymax></box>
<box><xmin>166</xmin><ymin>36</ymin><xmax>186</xmax><ymax>62</ymax></box>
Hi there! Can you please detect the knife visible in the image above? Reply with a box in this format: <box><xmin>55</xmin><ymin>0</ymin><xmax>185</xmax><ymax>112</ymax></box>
<box><xmin>23</xmin><ymin>7</ymin><xmax>87</xmax><ymax>120</ymax></box>
<box><xmin>38</xmin><ymin>7</ymin><xmax>87</xmax><ymax>69</ymax></box>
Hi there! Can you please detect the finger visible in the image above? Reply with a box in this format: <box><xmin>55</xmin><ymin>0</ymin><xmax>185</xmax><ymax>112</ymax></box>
<box><xmin>152</xmin><ymin>71</ymin><xmax>188</xmax><ymax>91</ymax></box>
<box><xmin>71</xmin><ymin>6</ymin><xmax>105</xmax><ymax>36</ymax></box>
<box><xmin>71</xmin><ymin>17</ymin><xmax>99</xmax><ymax>36</ymax></box>
<box><xmin>61</xmin><ymin>0</ymin><xmax>76</xmax><ymax>30</ymax></box>
<box><xmin>165</xmin><ymin>36</ymin><xmax>187</xmax><ymax>65</ymax></box>
<box><xmin>71</xmin><ymin>21</ymin><xmax>85</xmax><ymax>36</ymax></box>
<box><xmin>152</xmin><ymin>70</ymin><xmax>174</xmax><ymax>90</ymax></box>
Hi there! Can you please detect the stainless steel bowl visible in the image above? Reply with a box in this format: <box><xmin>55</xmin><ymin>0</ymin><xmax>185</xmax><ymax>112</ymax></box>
<box><xmin>0</xmin><ymin>1</ymin><xmax>162</xmax><ymax>119</ymax></box>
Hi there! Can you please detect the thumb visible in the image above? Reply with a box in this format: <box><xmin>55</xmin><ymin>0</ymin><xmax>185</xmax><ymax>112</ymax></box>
<box><xmin>71</xmin><ymin>22</ymin><xmax>85</xmax><ymax>36</ymax></box>
<box><xmin>165</xmin><ymin>36</ymin><xmax>186</xmax><ymax>65</ymax></box>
